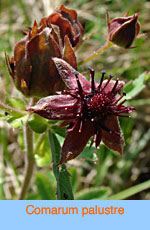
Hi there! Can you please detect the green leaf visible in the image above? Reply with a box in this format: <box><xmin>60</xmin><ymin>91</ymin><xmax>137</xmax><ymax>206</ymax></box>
<box><xmin>0</xmin><ymin>183</ymin><xmax>5</xmax><ymax>200</ymax></box>
<box><xmin>17</xmin><ymin>130</ymin><xmax>25</xmax><ymax>151</ymax></box>
<box><xmin>35</xmin><ymin>152</ymin><xmax>51</xmax><ymax>167</ymax></box>
<box><xmin>94</xmin><ymin>148</ymin><xmax>113</xmax><ymax>186</ymax></box>
<box><xmin>5</xmin><ymin>97</ymin><xmax>26</xmax><ymax>118</ymax></box>
<box><xmin>127</xmin><ymin>99</ymin><xmax>150</xmax><ymax>107</ymax></box>
<box><xmin>52</xmin><ymin>125</ymin><xmax>66</xmax><ymax>138</ymax></box>
<box><xmin>35</xmin><ymin>135</ymin><xmax>51</xmax><ymax>167</ymax></box>
<box><xmin>108</xmin><ymin>180</ymin><xmax>150</xmax><ymax>200</ymax></box>
<box><xmin>29</xmin><ymin>114</ymin><xmax>47</xmax><ymax>133</ymax></box>
<box><xmin>69</xmin><ymin>167</ymin><xmax>79</xmax><ymax>193</ymax></box>
<box><xmin>6</xmin><ymin>97</ymin><xmax>26</xmax><ymax>110</ymax></box>
<box><xmin>35</xmin><ymin>173</ymin><xmax>56</xmax><ymax>200</ymax></box>
<box><xmin>0</xmin><ymin>101</ymin><xmax>26</xmax><ymax>118</ymax></box>
<box><xmin>48</xmin><ymin>130</ymin><xmax>74</xmax><ymax>200</ymax></box>
<box><xmin>124</xmin><ymin>72</ymin><xmax>146</xmax><ymax>100</ymax></box>
<box><xmin>7</xmin><ymin>115</ymin><xmax>28</xmax><ymax>128</ymax></box>
<box><xmin>75</xmin><ymin>187</ymin><xmax>111</xmax><ymax>200</ymax></box>
<box><xmin>0</xmin><ymin>114</ymin><xmax>6</xmax><ymax>117</ymax></box>
<box><xmin>80</xmin><ymin>143</ymin><xmax>97</xmax><ymax>161</ymax></box>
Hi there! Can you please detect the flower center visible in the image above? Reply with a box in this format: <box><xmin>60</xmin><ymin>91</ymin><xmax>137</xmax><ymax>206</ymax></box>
<box><xmin>83</xmin><ymin>92</ymin><xmax>110</xmax><ymax>120</ymax></box>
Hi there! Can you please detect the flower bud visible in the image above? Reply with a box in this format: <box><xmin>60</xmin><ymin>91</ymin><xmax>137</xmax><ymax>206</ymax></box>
<box><xmin>6</xmin><ymin>5</ymin><xmax>84</xmax><ymax>97</ymax></box>
<box><xmin>107</xmin><ymin>12</ymin><xmax>140</xmax><ymax>48</ymax></box>
<box><xmin>46</xmin><ymin>4</ymin><xmax>84</xmax><ymax>47</ymax></box>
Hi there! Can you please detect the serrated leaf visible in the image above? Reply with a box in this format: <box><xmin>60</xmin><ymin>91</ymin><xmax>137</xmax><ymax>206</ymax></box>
<box><xmin>29</xmin><ymin>114</ymin><xmax>47</xmax><ymax>133</ymax></box>
<box><xmin>124</xmin><ymin>72</ymin><xmax>146</xmax><ymax>100</ymax></box>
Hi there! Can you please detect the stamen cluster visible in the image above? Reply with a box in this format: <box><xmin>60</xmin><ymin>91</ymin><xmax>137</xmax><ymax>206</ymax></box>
<box><xmin>62</xmin><ymin>69</ymin><xmax>134</xmax><ymax>144</ymax></box>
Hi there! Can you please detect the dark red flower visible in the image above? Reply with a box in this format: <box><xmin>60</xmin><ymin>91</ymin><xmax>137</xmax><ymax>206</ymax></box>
<box><xmin>28</xmin><ymin>59</ymin><xmax>135</xmax><ymax>165</ymax></box>
<box><xmin>107</xmin><ymin>12</ymin><xmax>140</xmax><ymax>48</ymax></box>
<box><xmin>5</xmin><ymin>5</ymin><xmax>83</xmax><ymax>97</ymax></box>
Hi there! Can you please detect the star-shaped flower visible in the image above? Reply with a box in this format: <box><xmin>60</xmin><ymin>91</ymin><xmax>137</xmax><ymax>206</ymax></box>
<box><xmin>28</xmin><ymin>58</ymin><xmax>135</xmax><ymax>165</ymax></box>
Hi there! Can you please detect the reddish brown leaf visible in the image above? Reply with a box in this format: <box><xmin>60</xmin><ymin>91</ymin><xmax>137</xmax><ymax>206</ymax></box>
<box><xmin>63</xmin><ymin>35</ymin><xmax>77</xmax><ymax>69</ymax></box>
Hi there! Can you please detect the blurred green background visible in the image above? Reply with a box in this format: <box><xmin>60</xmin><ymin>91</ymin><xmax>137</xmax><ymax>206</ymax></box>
<box><xmin>0</xmin><ymin>0</ymin><xmax>150</xmax><ymax>200</ymax></box>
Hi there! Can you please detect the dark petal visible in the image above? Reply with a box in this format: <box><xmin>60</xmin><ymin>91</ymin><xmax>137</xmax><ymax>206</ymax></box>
<box><xmin>101</xmin><ymin>80</ymin><xmax>125</xmax><ymax>94</ymax></box>
<box><xmin>101</xmin><ymin>115</ymin><xmax>124</xmax><ymax>155</ymax></box>
<box><xmin>5</xmin><ymin>53</ymin><xmax>15</xmax><ymax>78</ymax></box>
<box><xmin>14</xmin><ymin>35</ymin><xmax>29</xmax><ymax>62</ymax></box>
<box><xmin>51</xmin><ymin>24</ymin><xmax>63</xmax><ymax>50</ymax></box>
<box><xmin>59</xmin><ymin>4</ymin><xmax>77</xmax><ymax>21</ymax></box>
<box><xmin>14</xmin><ymin>35</ymin><xmax>31</xmax><ymax>95</ymax></box>
<box><xmin>95</xmin><ymin>131</ymin><xmax>102</xmax><ymax>148</ymax></box>
<box><xmin>57</xmin><ymin>120</ymin><xmax>95</xmax><ymax>165</ymax></box>
<box><xmin>59</xmin><ymin>5</ymin><xmax>84</xmax><ymax>47</ymax></box>
<box><xmin>108</xmin><ymin>16</ymin><xmax>134</xmax><ymax>34</ymax></box>
<box><xmin>53</xmin><ymin>58</ymin><xmax>91</xmax><ymax>91</ymax></box>
<box><xmin>39</xmin><ymin>17</ymin><xmax>47</xmax><ymax>27</ymax></box>
<box><xmin>112</xmin><ymin>17</ymin><xmax>137</xmax><ymax>48</ymax></box>
<box><xmin>30</xmin><ymin>20</ymin><xmax>38</xmax><ymax>40</ymax></box>
<box><xmin>136</xmin><ymin>19</ymin><xmax>140</xmax><ymax>36</ymax></box>
<box><xmin>72</xmin><ymin>33</ymin><xmax>80</xmax><ymax>47</ymax></box>
<box><xmin>28</xmin><ymin>95</ymin><xmax>80</xmax><ymax>120</ymax></box>
<box><xmin>58</xmin><ymin>120</ymin><xmax>71</xmax><ymax>128</ymax></box>
<box><xmin>48</xmin><ymin>12</ymin><xmax>73</xmax><ymax>45</ymax></box>
<box><xmin>27</xmin><ymin>28</ymin><xmax>63</xmax><ymax>97</ymax></box>
<box><xmin>63</xmin><ymin>35</ymin><xmax>77</xmax><ymax>69</ymax></box>
<box><xmin>108</xmin><ymin>13</ymin><xmax>140</xmax><ymax>48</ymax></box>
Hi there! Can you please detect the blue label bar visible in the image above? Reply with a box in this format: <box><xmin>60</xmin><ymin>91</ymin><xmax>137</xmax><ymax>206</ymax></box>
<box><xmin>0</xmin><ymin>200</ymin><xmax>149</xmax><ymax>230</ymax></box>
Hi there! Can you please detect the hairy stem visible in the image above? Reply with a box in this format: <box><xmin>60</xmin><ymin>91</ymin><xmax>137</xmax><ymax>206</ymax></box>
<box><xmin>18</xmin><ymin>99</ymin><xmax>35</xmax><ymax>200</ymax></box>
<box><xmin>0</xmin><ymin>101</ymin><xmax>26</xmax><ymax>115</ymax></box>
<box><xmin>18</xmin><ymin>122</ymin><xmax>34</xmax><ymax>200</ymax></box>
<box><xmin>79</xmin><ymin>41</ymin><xmax>113</xmax><ymax>65</ymax></box>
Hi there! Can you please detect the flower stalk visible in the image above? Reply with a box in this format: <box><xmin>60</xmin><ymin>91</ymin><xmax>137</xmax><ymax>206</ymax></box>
<box><xmin>79</xmin><ymin>41</ymin><xmax>113</xmax><ymax>66</ymax></box>
<box><xmin>18</xmin><ymin>98</ymin><xmax>35</xmax><ymax>200</ymax></box>
<box><xmin>18</xmin><ymin>121</ymin><xmax>34</xmax><ymax>200</ymax></box>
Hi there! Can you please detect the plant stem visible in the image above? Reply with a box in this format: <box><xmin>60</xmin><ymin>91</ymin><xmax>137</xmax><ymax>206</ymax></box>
<box><xmin>18</xmin><ymin>99</ymin><xmax>35</xmax><ymax>200</ymax></box>
<box><xmin>48</xmin><ymin>130</ymin><xmax>74</xmax><ymax>200</ymax></box>
<box><xmin>79</xmin><ymin>41</ymin><xmax>113</xmax><ymax>66</ymax></box>
<box><xmin>0</xmin><ymin>101</ymin><xmax>26</xmax><ymax>116</ymax></box>
<box><xmin>18</xmin><ymin>122</ymin><xmax>34</xmax><ymax>200</ymax></box>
